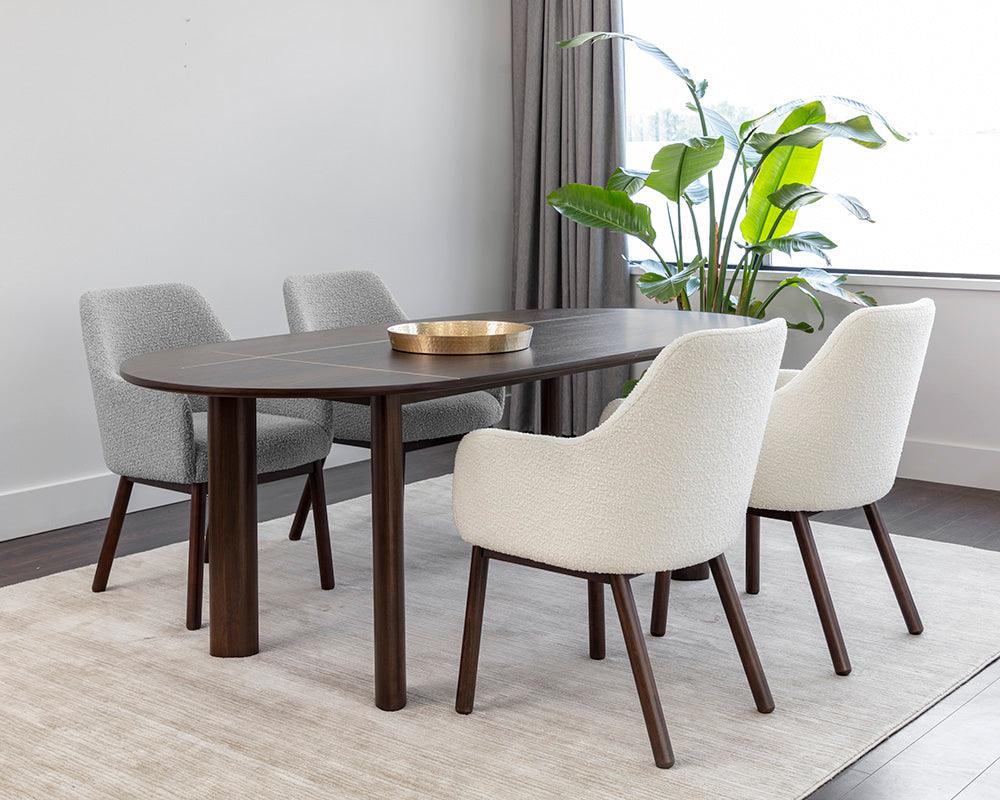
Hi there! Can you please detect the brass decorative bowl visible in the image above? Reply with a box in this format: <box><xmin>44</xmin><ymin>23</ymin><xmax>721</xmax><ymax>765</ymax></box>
<box><xmin>387</xmin><ymin>320</ymin><xmax>533</xmax><ymax>355</ymax></box>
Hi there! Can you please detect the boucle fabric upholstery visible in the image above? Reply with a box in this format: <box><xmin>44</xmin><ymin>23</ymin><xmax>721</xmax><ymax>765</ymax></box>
<box><xmin>283</xmin><ymin>270</ymin><xmax>407</xmax><ymax>331</ymax></box>
<box><xmin>599</xmin><ymin>367</ymin><xmax>801</xmax><ymax>427</ymax></box>
<box><xmin>750</xmin><ymin>299</ymin><xmax>935</xmax><ymax>512</ymax></box>
<box><xmin>189</xmin><ymin>412</ymin><xmax>331</xmax><ymax>483</ymax></box>
<box><xmin>327</xmin><ymin>391</ymin><xmax>504</xmax><ymax>444</ymax></box>
<box><xmin>80</xmin><ymin>283</ymin><xmax>332</xmax><ymax>484</ymax></box>
<box><xmin>774</xmin><ymin>368</ymin><xmax>799</xmax><ymax>389</ymax></box>
<box><xmin>452</xmin><ymin>320</ymin><xmax>787</xmax><ymax>574</ymax></box>
<box><xmin>282</xmin><ymin>270</ymin><xmax>504</xmax><ymax>442</ymax></box>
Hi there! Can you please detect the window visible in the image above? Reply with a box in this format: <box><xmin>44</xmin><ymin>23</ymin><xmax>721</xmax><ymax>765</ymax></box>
<box><xmin>623</xmin><ymin>0</ymin><xmax>1000</xmax><ymax>278</ymax></box>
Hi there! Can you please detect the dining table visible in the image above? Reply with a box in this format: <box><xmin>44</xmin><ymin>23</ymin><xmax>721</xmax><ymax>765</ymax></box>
<box><xmin>120</xmin><ymin>307</ymin><xmax>755</xmax><ymax>711</ymax></box>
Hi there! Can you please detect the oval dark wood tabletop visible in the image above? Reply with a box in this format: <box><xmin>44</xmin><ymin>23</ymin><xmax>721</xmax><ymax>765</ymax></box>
<box><xmin>120</xmin><ymin>308</ymin><xmax>756</xmax><ymax>399</ymax></box>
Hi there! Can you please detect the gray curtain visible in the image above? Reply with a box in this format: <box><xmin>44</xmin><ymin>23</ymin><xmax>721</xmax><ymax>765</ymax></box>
<box><xmin>509</xmin><ymin>0</ymin><xmax>628</xmax><ymax>436</ymax></box>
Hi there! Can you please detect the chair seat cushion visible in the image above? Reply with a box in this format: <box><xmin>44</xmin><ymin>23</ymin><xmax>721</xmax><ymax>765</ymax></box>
<box><xmin>191</xmin><ymin>412</ymin><xmax>331</xmax><ymax>482</ymax></box>
<box><xmin>333</xmin><ymin>391</ymin><xmax>503</xmax><ymax>444</ymax></box>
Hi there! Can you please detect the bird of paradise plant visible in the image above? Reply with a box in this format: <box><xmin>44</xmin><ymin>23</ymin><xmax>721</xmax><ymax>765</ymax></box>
<box><xmin>547</xmin><ymin>32</ymin><xmax>907</xmax><ymax>333</ymax></box>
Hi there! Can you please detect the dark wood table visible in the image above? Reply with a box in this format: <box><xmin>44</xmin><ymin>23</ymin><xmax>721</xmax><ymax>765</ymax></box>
<box><xmin>121</xmin><ymin>307</ymin><xmax>753</xmax><ymax>711</ymax></box>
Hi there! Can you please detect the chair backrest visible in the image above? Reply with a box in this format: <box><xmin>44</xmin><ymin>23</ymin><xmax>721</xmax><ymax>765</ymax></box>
<box><xmin>80</xmin><ymin>282</ymin><xmax>230</xmax><ymax>410</ymax></box>
<box><xmin>593</xmin><ymin>319</ymin><xmax>786</xmax><ymax>568</ymax></box>
<box><xmin>752</xmin><ymin>299</ymin><xmax>936</xmax><ymax>511</ymax></box>
<box><xmin>283</xmin><ymin>270</ymin><xmax>406</xmax><ymax>333</ymax></box>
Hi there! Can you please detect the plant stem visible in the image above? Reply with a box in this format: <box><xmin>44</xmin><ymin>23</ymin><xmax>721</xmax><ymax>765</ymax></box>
<box><xmin>712</xmin><ymin>140</ymin><xmax>750</xmax><ymax>310</ymax></box>
<box><xmin>687</xmin><ymin>200</ymin><xmax>703</xmax><ymax>258</ymax></box>
<box><xmin>718</xmin><ymin>138</ymin><xmax>778</xmax><ymax>279</ymax></box>
<box><xmin>665</xmin><ymin>206</ymin><xmax>679</xmax><ymax>265</ymax></box>
<box><xmin>688</xmin><ymin>87</ymin><xmax>718</xmax><ymax>310</ymax></box>
<box><xmin>764</xmin><ymin>207</ymin><xmax>791</xmax><ymax>242</ymax></box>
<box><xmin>724</xmin><ymin>252</ymin><xmax>748</xmax><ymax>308</ymax></box>
<box><xmin>686</xmin><ymin>200</ymin><xmax>705</xmax><ymax>305</ymax></box>
<box><xmin>675</xmin><ymin>197</ymin><xmax>688</xmax><ymax>310</ymax></box>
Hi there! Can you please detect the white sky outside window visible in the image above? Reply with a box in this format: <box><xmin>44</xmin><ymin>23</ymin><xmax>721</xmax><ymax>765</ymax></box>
<box><xmin>622</xmin><ymin>0</ymin><xmax>1000</xmax><ymax>276</ymax></box>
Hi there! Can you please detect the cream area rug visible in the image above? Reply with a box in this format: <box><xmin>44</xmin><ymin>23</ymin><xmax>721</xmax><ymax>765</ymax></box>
<box><xmin>2</xmin><ymin>476</ymin><xmax>1000</xmax><ymax>800</ymax></box>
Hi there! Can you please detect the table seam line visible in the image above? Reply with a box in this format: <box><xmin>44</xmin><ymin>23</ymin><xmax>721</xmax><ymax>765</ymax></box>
<box><xmin>268</xmin><ymin>357</ymin><xmax>461</xmax><ymax>381</ymax></box>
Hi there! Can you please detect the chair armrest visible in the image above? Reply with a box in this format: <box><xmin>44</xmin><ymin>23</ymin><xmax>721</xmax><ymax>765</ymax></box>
<box><xmin>453</xmin><ymin>428</ymin><xmax>631</xmax><ymax>571</ymax></box>
<box><xmin>256</xmin><ymin>398</ymin><xmax>335</xmax><ymax>441</ymax></box>
<box><xmin>93</xmin><ymin>379</ymin><xmax>197</xmax><ymax>483</ymax></box>
<box><xmin>598</xmin><ymin>397</ymin><xmax>625</xmax><ymax>425</ymax></box>
<box><xmin>486</xmin><ymin>386</ymin><xmax>506</xmax><ymax>411</ymax></box>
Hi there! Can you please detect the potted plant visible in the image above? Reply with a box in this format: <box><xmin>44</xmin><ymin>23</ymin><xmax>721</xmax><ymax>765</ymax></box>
<box><xmin>548</xmin><ymin>32</ymin><xmax>907</xmax><ymax>337</ymax></box>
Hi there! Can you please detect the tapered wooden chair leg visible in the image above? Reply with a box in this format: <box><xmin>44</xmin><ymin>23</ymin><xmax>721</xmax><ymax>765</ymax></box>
<box><xmin>610</xmin><ymin>575</ymin><xmax>674</xmax><ymax>769</ymax></box>
<box><xmin>92</xmin><ymin>477</ymin><xmax>134</xmax><ymax>593</ymax></box>
<box><xmin>864</xmin><ymin>503</ymin><xmax>923</xmax><ymax>635</ymax></box>
<box><xmin>288</xmin><ymin>480</ymin><xmax>312</xmax><ymax>541</ymax></box>
<box><xmin>650</xmin><ymin>571</ymin><xmax>671</xmax><ymax>637</ymax></box>
<box><xmin>709</xmin><ymin>554</ymin><xmax>774</xmax><ymax>713</ymax></box>
<box><xmin>186</xmin><ymin>484</ymin><xmax>207</xmax><ymax>630</ymax></box>
<box><xmin>746</xmin><ymin>512</ymin><xmax>761</xmax><ymax>595</ymax></box>
<box><xmin>587</xmin><ymin>580</ymin><xmax>606</xmax><ymax>660</ymax></box>
<box><xmin>456</xmin><ymin>546</ymin><xmax>490</xmax><ymax>714</ymax></box>
<box><xmin>791</xmin><ymin>512</ymin><xmax>852</xmax><ymax>676</ymax></box>
<box><xmin>309</xmin><ymin>461</ymin><xmax>335</xmax><ymax>590</ymax></box>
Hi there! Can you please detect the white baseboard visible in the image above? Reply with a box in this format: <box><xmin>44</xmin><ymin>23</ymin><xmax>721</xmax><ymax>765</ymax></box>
<box><xmin>0</xmin><ymin>445</ymin><xmax>369</xmax><ymax>544</ymax></box>
<box><xmin>3</xmin><ymin>438</ymin><xmax>995</xmax><ymax>545</ymax></box>
<box><xmin>898</xmin><ymin>439</ymin><xmax>1000</xmax><ymax>491</ymax></box>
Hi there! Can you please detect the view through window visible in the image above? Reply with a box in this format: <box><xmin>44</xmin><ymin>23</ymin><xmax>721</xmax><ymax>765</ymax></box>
<box><xmin>623</xmin><ymin>0</ymin><xmax>1000</xmax><ymax>277</ymax></box>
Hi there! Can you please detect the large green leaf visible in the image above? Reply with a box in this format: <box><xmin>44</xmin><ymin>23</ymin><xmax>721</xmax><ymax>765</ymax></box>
<box><xmin>739</xmin><ymin>99</ymin><xmax>811</xmax><ymax>139</ymax></box>
<box><xmin>825</xmin><ymin>96</ymin><xmax>908</xmax><ymax>141</ymax></box>
<box><xmin>769</xmin><ymin>183</ymin><xmax>873</xmax><ymax>222</ymax></box>
<box><xmin>740</xmin><ymin>102</ymin><xmax>827</xmax><ymax>245</ymax></box>
<box><xmin>559</xmin><ymin>31</ymin><xmax>694</xmax><ymax>89</ymax></box>
<box><xmin>547</xmin><ymin>184</ymin><xmax>656</xmax><ymax>244</ymax></box>
<box><xmin>746</xmin><ymin>231</ymin><xmax>837</xmax><ymax>264</ymax></box>
<box><xmin>606</xmin><ymin>167</ymin><xmax>649</xmax><ymax>195</ymax></box>
<box><xmin>637</xmin><ymin>257</ymin><xmax>704</xmax><ymax>303</ymax></box>
<box><xmin>684</xmin><ymin>102</ymin><xmax>740</xmax><ymax>150</ymax></box>
<box><xmin>750</xmin><ymin>115</ymin><xmax>887</xmax><ymax>152</ymax></box>
<box><xmin>645</xmin><ymin>136</ymin><xmax>725</xmax><ymax>202</ymax></box>
<box><xmin>796</xmin><ymin>268</ymin><xmax>878</xmax><ymax>307</ymax></box>
<box><xmin>740</xmin><ymin>97</ymin><xmax>906</xmax><ymax>142</ymax></box>
<box><xmin>684</xmin><ymin>180</ymin><xmax>709</xmax><ymax>205</ymax></box>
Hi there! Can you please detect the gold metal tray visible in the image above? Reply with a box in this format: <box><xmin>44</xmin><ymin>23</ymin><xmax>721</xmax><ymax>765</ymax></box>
<box><xmin>387</xmin><ymin>320</ymin><xmax>533</xmax><ymax>355</ymax></box>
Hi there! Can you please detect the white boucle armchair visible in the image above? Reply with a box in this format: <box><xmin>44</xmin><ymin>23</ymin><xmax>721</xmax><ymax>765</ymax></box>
<box><xmin>649</xmin><ymin>299</ymin><xmax>936</xmax><ymax>677</ymax></box>
<box><xmin>451</xmin><ymin>319</ymin><xmax>787</xmax><ymax>769</ymax></box>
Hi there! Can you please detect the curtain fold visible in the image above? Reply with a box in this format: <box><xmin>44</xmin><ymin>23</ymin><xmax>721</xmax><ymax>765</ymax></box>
<box><xmin>510</xmin><ymin>0</ymin><xmax>628</xmax><ymax>435</ymax></box>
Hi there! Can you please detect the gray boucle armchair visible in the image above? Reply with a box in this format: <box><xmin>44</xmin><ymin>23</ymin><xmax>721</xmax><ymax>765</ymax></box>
<box><xmin>80</xmin><ymin>283</ymin><xmax>336</xmax><ymax>630</ymax></box>
<box><xmin>281</xmin><ymin>270</ymin><xmax>505</xmax><ymax>540</ymax></box>
<box><xmin>283</xmin><ymin>270</ymin><xmax>505</xmax><ymax>442</ymax></box>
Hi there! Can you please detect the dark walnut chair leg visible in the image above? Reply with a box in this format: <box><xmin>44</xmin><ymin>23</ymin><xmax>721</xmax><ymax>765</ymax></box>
<box><xmin>650</xmin><ymin>571</ymin><xmax>671</xmax><ymax>637</ymax></box>
<box><xmin>610</xmin><ymin>574</ymin><xmax>675</xmax><ymax>769</ymax></box>
<box><xmin>587</xmin><ymin>579</ymin><xmax>606</xmax><ymax>660</ymax></box>
<box><xmin>791</xmin><ymin>512</ymin><xmax>852</xmax><ymax>676</ymax></box>
<box><xmin>709</xmin><ymin>554</ymin><xmax>774</xmax><ymax>713</ymax></box>
<box><xmin>456</xmin><ymin>546</ymin><xmax>490</xmax><ymax>714</ymax></box>
<box><xmin>186</xmin><ymin>484</ymin><xmax>207</xmax><ymax>631</ymax></box>
<box><xmin>308</xmin><ymin>461</ymin><xmax>335</xmax><ymax>590</ymax></box>
<box><xmin>864</xmin><ymin>503</ymin><xmax>923</xmax><ymax>635</ymax></box>
<box><xmin>288</xmin><ymin>480</ymin><xmax>312</xmax><ymax>542</ymax></box>
<box><xmin>92</xmin><ymin>476</ymin><xmax>134</xmax><ymax>593</ymax></box>
<box><xmin>746</xmin><ymin>512</ymin><xmax>761</xmax><ymax>595</ymax></box>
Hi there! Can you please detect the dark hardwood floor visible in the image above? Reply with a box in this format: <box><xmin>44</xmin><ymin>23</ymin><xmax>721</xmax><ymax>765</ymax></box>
<box><xmin>2</xmin><ymin>444</ymin><xmax>999</xmax><ymax>799</ymax></box>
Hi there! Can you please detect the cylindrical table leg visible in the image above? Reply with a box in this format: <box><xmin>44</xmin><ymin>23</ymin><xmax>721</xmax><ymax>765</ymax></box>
<box><xmin>371</xmin><ymin>395</ymin><xmax>407</xmax><ymax>711</ymax></box>
<box><xmin>208</xmin><ymin>396</ymin><xmax>259</xmax><ymax>658</ymax></box>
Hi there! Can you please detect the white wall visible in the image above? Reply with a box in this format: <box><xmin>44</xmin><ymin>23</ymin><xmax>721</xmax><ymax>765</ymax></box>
<box><xmin>634</xmin><ymin>273</ymin><xmax>1000</xmax><ymax>491</ymax></box>
<box><xmin>0</xmin><ymin>1</ymin><xmax>513</xmax><ymax>540</ymax></box>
